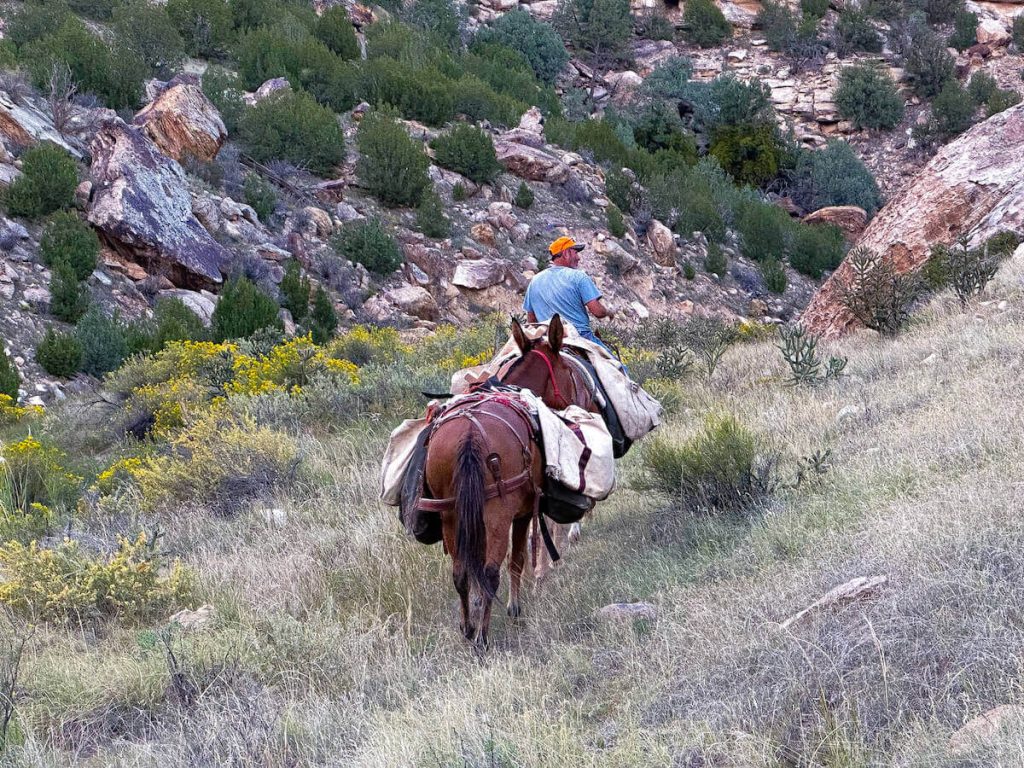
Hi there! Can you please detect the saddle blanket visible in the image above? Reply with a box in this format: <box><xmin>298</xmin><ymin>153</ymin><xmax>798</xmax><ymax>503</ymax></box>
<box><xmin>450</xmin><ymin>321</ymin><xmax>662</xmax><ymax>443</ymax></box>
<box><xmin>379</xmin><ymin>388</ymin><xmax>615</xmax><ymax>507</ymax></box>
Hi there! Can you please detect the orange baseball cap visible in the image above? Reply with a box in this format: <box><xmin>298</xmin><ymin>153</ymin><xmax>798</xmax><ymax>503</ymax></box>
<box><xmin>548</xmin><ymin>236</ymin><xmax>586</xmax><ymax>256</ymax></box>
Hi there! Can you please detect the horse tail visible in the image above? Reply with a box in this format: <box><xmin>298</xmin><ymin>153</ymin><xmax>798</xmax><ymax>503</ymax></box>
<box><xmin>455</xmin><ymin>431</ymin><xmax>490</xmax><ymax>597</ymax></box>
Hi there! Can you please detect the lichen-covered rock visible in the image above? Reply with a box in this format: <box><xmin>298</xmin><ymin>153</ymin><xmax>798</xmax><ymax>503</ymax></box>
<box><xmin>645</xmin><ymin>219</ymin><xmax>677</xmax><ymax>267</ymax></box>
<box><xmin>386</xmin><ymin>284</ymin><xmax>439</xmax><ymax>320</ymax></box>
<box><xmin>453</xmin><ymin>259</ymin><xmax>507</xmax><ymax>289</ymax></box>
<box><xmin>133</xmin><ymin>76</ymin><xmax>227</xmax><ymax>163</ymax></box>
<box><xmin>494</xmin><ymin>138</ymin><xmax>570</xmax><ymax>183</ymax></box>
<box><xmin>0</xmin><ymin>91</ymin><xmax>84</xmax><ymax>158</ymax></box>
<box><xmin>86</xmin><ymin>117</ymin><xmax>231</xmax><ymax>289</ymax></box>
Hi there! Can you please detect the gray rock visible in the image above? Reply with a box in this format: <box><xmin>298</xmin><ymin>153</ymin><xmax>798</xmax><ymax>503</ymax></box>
<box><xmin>86</xmin><ymin>117</ymin><xmax>232</xmax><ymax>289</ymax></box>
<box><xmin>453</xmin><ymin>259</ymin><xmax>507</xmax><ymax>289</ymax></box>
<box><xmin>597</xmin><ymin>602</ymin><xmax>658</xmax><ymax>621</ymax></box>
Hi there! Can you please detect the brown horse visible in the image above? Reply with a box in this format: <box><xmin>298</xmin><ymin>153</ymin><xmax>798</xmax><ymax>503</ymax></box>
<box><xmin>500</xmin><ymin>315</ymin><xmax>601</xmax><ymax>575</ymax></box>
<box><xmin>423</xmin><ymin>393</ymin><xmax>544</xmax><ymax>646</ymax></box>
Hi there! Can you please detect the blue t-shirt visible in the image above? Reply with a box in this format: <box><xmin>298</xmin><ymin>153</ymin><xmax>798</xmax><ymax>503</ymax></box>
<box><xmin>523</xmin><ymin>265</ymin><xmax>601</xmax><ymax>339</ymax></box>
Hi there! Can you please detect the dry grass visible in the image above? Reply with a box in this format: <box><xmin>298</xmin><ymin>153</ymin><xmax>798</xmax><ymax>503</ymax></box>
<box><xmin>6</xmin><ymin>257</ymin><xmax>1024</xmax><ymax>766</ymax></box>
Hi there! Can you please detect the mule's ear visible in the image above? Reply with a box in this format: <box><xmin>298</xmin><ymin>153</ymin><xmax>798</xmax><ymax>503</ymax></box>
<box><xmin>548</xmin><ymin>313</ymin><xmax>564</xmax><ymax>354</ymax></box>
<box><xmin>511</xmin><ymin>317</ymin><xmax>531</xmax><ymax>355</ymax></box>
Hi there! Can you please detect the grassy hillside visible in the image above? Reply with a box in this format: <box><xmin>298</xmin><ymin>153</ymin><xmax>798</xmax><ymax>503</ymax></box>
<box><xmin>4</xmin><ymin>256</ymin><xmax>1024</xmax><ymax>765</ymax></box>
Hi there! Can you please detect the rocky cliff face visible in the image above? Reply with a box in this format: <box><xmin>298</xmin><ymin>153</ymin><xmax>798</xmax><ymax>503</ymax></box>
<box><xmin>802</xmin><ymin>101</ymin><xmax>1024</xmax><ymax>338</ymax></box>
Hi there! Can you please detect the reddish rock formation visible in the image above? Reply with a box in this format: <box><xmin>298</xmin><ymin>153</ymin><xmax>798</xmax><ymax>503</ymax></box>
<box><xmin>802</xmin><ymin>205</ymin><xmax>868</xmax><ymax>241</ymax></box>
<box><xmin>802</xmin><ymin>103</ymin><xmax>1024</xmax><ymax>338</ymax></box>
<box><xmin>86</xmin><ymin>117</ymin><xmax>232</xmax><ymax>289</ymax></box>
<box><xmin>133</xmin><ymin>76</ymin><xmax>227</xmax><ymax>163</ymax></box>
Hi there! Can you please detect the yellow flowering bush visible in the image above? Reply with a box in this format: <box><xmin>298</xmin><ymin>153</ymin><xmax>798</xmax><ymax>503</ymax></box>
<box><xmin>0</xmin><ymin>532</ymin><xmax>193</xmax><ymax>623</ymax></box>
<box><xmin>1</xmin><ymin>436</ymin><xmax>81</xmax><ymax>512</ymax></box>
<box><xmin>736</xmin><ymin>318</ymin><xmax>777</xmax><ymax>342</ymax></box>
<box><xmin>124</xmin><ymin>411</ymin><xmax>299</xmax><ymax>513</ymax></box>
<box><xmin>0</xmin><ymin>393</ymin><xmax>43</xmax><ymax>426</ymax></box>
<box><xmin>227</xmin><ymin>334</ymin><xmax>359</xmax><ymax>396</ymax></box>
<box><xmin>327</xmin><ymin>325</ymin><xmax>411</xmax><ymax>366</ymax></box>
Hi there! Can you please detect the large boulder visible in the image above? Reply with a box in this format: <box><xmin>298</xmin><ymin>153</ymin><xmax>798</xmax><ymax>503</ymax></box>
<box><xmin>494</xmin><ymin>138</ymin><xmax>571</xmax><ymax>184</ymax></box>
<box><xmin>453</xmin><ymin>259</ymin><xmax>507</xmax><ymax>289</ymax></box>
<box><xmin>133</xmin><ymin>76</ymin><xmax>227</xmax><ymax>163</ymax></box>
<box><xmin>802</xmin><ymin>102</ymin><xmax>1024</xmax><ymax>338</ymax></box>
<box><xmin>386</xmin><ymin>284</ymin><xmax>439</xmax><ymax>320</ymax></box>
<box><xmin>802</xmin><ymin>205</ymin><xmax>868</xmax><ymax>241</ymax></box>
<box><xmin>0</xmin><ymin>91</ymin><xmax>84</xmax><ymax>158</ymax></box>
<box><xmin>86</xmin><ymin>117</ymin><xmax>232</xmax><ymax>289</ymax></box>
<box><xmin>645</xmin><ymin>219</ymin><xmax>677</xmax><ymax>267</ymax></box>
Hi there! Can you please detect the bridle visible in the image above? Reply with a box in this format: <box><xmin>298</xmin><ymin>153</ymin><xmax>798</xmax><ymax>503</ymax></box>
<box><xmin>528</xmin><ymin>348</ymin><xmax>573</xmax><ymax>410</ymax></box>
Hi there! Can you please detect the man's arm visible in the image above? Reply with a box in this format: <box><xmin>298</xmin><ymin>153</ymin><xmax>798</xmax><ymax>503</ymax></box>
<box><xmin>585</xmin><ymin>298</ymin><xmax>615</xmax><ymax>320</ymax></box>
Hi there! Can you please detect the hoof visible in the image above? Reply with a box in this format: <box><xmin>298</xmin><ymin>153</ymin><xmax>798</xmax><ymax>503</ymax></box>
<box><xmin>507</xmin><ymin>602</ymin><xmax>521</xmax><ymax>618</ymax></box>
<box><xmin>568</xmin><ymin>522</ymin><xmax>582</xmax><ymax>544</ymax></box>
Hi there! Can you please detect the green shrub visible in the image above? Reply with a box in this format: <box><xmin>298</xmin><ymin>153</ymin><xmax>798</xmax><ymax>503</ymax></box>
<box><xmin>75</xmin><ymin>307</ymin><xmax>128</xmax><ymax>378</ymax></box>
<box><xmin>280</xmin><ymin>260</ymin><xmax>311</xmax><ymax>322</ymax></box>
<box><xmin>431</xmin><ymin>124</ymin><xmax>502</xmax><ymax>184</ymax></box>
<box><xmin>359</xmin><ymin>57</ymin><xmax>457</xmax><ymax>126</ymax></box>
<box><xmin>416</xmin><ymin>190</ymin><xmax>452</xmax><ymax>238</ymax></box>
<box><xmin>35</xmin><ymin>328</ymin><xmax>82</xmax><ymax>378</ymax></box>
<box><xmin>949</xmin><ymin>10</ymin><xmax>978</xmax><ymax>51</ymax></box>
<box><xmin>554</xmin><ymin>0</ymin><xmax>633</xmax><ymax>66</ymax></box>
<box><xmin>985</xmin><ymin>88</ymin><xmax>1021</xmax><ymax>117</ymax></box>
<box><xmin>737</xmin><ymin>201</ymin><xmax>790</xmax><ymax>262</ymax></box>
<box><xmin>356</xmin><ymin>109</ymin><xmax>431</xmax><ymax>207</ymax></box>
<box><xmin>899</xmin><ymin>18</ymin><xmax>955</xmax><ymax>99</ymax></box>
<box><xmin>927</xmin><ymin>78</ymin><xmax>976</xmax><ymax>141</ymax></box>
<box><xmin>909</xmin><ymin>0</ymin><xmax>964</xmax><ymax>24</ymax></box>
<box><xmin>113</xmin><ymin>0</ymin><xmax>187</xmax><ymax>78</ymax></box>
<box><xmin>794</xmin><ymin>140</ymin><xmax>882</xmax><ymax>215</ymax></box>
<box><xmin>631</xmin><ymin>102</ymin><xmax>697</xmax><ymax>159</ymax></box>
<box><xmin>647</xmin><ymin>169</ymin><xmax>726</xmax><ymax>241</ymax></box>
<box><xmin>837</xmin><ymin>246</ymin><xmax>922</xmax><ymax>336</ymax></box>
<box><xmin>835</xmin><ymin>63</ymin><xmax>905</xmax><ymax>130</ymax></box>
<box><xmin>0</xmin><ymin>350</ymin><xmax>18</xmax><ymax>401</ymax></box>
<box><xmin>967</xmin><ymin>71</ymin><xmax>998</xmax><ymax>106</ymax></box>
<box><xmin>682</xmin><ymin>261</ymin><xmax>697</xmax><ymax>280</ymax></box>
<box><xmin>243</xmin><ymin>174</ymin><xmax>277</xmax><ymax>223</ymax></box>
<box><xmin>452</xmin><ymin>74</ymin><xmax>523</xmax><ymax>127</ymax></box>
<box><xmin>642</xmin><ymin>56</ymin><xmax>693</xmax><ymax>101</ymax></box>
<box><xmin>1014</xmin><ymin>14</ymin><xmax>1024</xmax><ymax>49</ymax></box>
<box><xmin>761</xmin><ymin>257</ymin><xmax>788</xmax><ymax>293</ymax></box>
<box><xmin>453</xmin><ymin>182</ymin><xmax>467</xmax><ymax>201</ymax></box>
<box><xmin>49</xmin><ymin>262</ymin><xmax>90</xmax><ymax>324</ymax></box>
<box><xmin>151</xmin><ymin>297</ymin><xmax>207</xmax><ymax>348</ymax></box>
<box><xmin>607</xmin><ymin>204</ymin><xmax>626</xmax><ymax>237</ymax></box>
<box><xmin>800</xmin><ymin>0</ymin><xmax>829</xmax><ymax>18</ymax></box>
<box><xmin>758</xmin><ymin>0</ymin><xmax>798</xmax><ymax>53</ymax></box>
<box><xmin>683</xmin><ymin>0</ymin><xmax>731</xmax><ymax>48</ymax></box>
<box><xmin>789</xmin><ymin>224</ymin><xmax>844</xmax><ymax>278</ymax></box>
<box><xmin>704</xmin><ymin>241</ymin><xmax>727</xmax><ymax>274</ymax></box>
<box><xmin>5</xmin><ymin>144</ymin><xmax>77</xmax><ymax>221</ymax></box>
<box><xmin>404</xmin><ymin>0</ymin><xmax>466</xmax><ymax>49</ymax></box>
<box><xmin>685</xmin><ymin>75</ymin><xmax>775</xmax><ymax>134</ymax></box>
<box><xmin>514</xmin><ymin>181</ymin><xmax>535</xmax><ymax>209</ymax></box>
<box><xmin>310</xmin><ymin>286</ymin><xmax>338</xmax><ymax>345</ymax></box>
<box><xmin>639</xmin><ymin>413</ymin><xmax>767</xmax><ymax>510</ymax></box>
<box><xmin>475</xmin><ymin>8</ymin><xmax>568</xmax><ymax>85</ymax></box>
<box><xmin>930</xmin><ymin>236</ymin><xmax>1013</xmax><ymax>306</ymax></box>
<box><xmin>604</xmin><ymin>168</ymin><xmax>634</xmax><ymax>212</ymax></box>
<box><xmin>7</xmin><ymin>1</ymin><xmax>72</xmax><ymax>48</ymax></box>
<box><xmin>315</xmin><ymin>6</ymin><xmax>361</xmax><ymax>59</ymax></box>
<box><xmin>239</xmin><ymin>90</ymin><xmax>344</xmax><ymax>177</ymax></box>
<box><xmin>709</xmin><ymin>123</ymin><xmax>782</xmax><ymax>188</ymax></box>
<box><xmin>40</xmin><ymin>212</ymin><xmax>99</xmax><ymax>281</ymax></box>
<box><xmin>23</xmin><ymin>19</ymin><xmax>146</xmax><ymax>111</ymax></box>
<box><xmin>332</xmin><ymin>219</ymin><xmax>403</xmax><ymax>276</ymax></box>
<box><xmin>212</xmin><ymin>276</ymin><xmax>283</xmax><ymax>342</ymax></box>
<box><xmin>166</xmin><ymin>0</ymin><xmax>233</xmax><ymax>57</ymax></box>
<box><xmin>834</xmin><ymin>10</ymin><xmax>882</xmax><ymax>55</ymax></box>
<box><xmin>202</xmin><ymin>66</ymin><xmax>247</xmax><ymax>135</ymax></box>
<box><xmin>636</xmin><ymin>10</ymin><xmax>675</xmax><ymax>41</ymax></box>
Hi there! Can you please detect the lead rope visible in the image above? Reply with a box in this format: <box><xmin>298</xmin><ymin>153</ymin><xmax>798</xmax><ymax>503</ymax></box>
<box><xmin>530</xmin><ymin>348</ymin><xmax>569</xmax><ymax>409</ymax></box>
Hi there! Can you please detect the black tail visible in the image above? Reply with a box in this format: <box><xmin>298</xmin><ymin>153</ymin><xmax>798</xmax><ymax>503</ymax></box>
<box><xmin>454</xmin><ymin>432</ymin><xmax>490</xmax><ymax>597</ymax></box>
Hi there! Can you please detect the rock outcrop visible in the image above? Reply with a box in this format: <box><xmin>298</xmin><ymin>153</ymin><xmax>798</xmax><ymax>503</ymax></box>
<box><xmin>0</xmin><ymin>91</ymin><xmax>84</xmax><ymax>159</ymax></box>
<box><xmin>86</xmin><ymin>118</ymin><xmax>232</xmax><ymax>289</ymax></box>
<box><xmin>133</xmin><ymin>76</ymin><xmax>227</xmax><ymax>163</ymax></box>
<box><xmin>802</xmin><ymin>205</ymin><xmax>868</xmax><ymax>241</ymax></box>
<box><xmin>802</xmin><ymin>103</ymin><xmax>1024</xmax><ymax>338</ymax></box>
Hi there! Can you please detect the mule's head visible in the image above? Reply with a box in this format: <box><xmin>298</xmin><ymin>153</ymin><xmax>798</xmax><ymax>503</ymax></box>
<box><xmin>503</xmin><ymin>315</ymin><xmax>593</xmax><ymax>411</ymax></box>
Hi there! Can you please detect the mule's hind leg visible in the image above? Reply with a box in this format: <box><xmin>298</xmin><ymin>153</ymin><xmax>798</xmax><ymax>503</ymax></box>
<box><xmin>568</xmin><ymin>522</ymin><xmax>581</xmax><ymax>544</ymax></box>
<box><xmin>507</xmin><ymin>515</ymin><xmax>531</xmax><ymax>618</ymax></box>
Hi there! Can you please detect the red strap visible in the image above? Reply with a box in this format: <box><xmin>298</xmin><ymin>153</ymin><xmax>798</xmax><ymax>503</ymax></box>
<box><xmin>530</xmin><ymin>349</ymin><xmax>568</xmax><ymax>408</ymax></box>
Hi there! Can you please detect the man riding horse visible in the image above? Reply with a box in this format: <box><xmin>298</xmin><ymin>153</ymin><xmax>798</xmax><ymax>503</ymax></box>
<box><xmin>524</xmin><ymin>237</ymin><xmax>619</xmax><ymax>357</ymax></box>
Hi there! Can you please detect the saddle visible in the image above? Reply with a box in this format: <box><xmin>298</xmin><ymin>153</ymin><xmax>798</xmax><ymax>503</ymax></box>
<box><xmin>562</xmin><ymin>351</ymin><xmax>633</xmax><ymax>459</ymax></box>
<box><xmin>397</xmin><ymin>383</ymin><xmax>593</xmax><ymax>546</ymax></box>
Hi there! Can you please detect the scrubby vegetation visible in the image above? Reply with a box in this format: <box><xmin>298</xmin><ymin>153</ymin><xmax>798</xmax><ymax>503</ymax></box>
<box><xmin>835</xmin><ymin>63</ymin><xmax>905</xmax><ymax>131</ymax></box>
<box><xmin>682</xmin><ymin>0</ymin><xmax>731</xmax><ymax>48</ymax></box>
<box><xmin>238</xmin><ymin>90</ymin><xmax>345</xmax><ymax>177</ymax></box>
<box><xmin>356</xmin><ymin>109</ymin><xmax>431</xmax><ymax>208</ymax></box>
<box><xmin>4</xmin><ymin>144</ymin><xmax>77</xmax><ymax>221</ymax></box>
<box><xmin>431</xmin><ymin>124</ymin><xmax>502</xmax><ymax>184</ymax></box>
